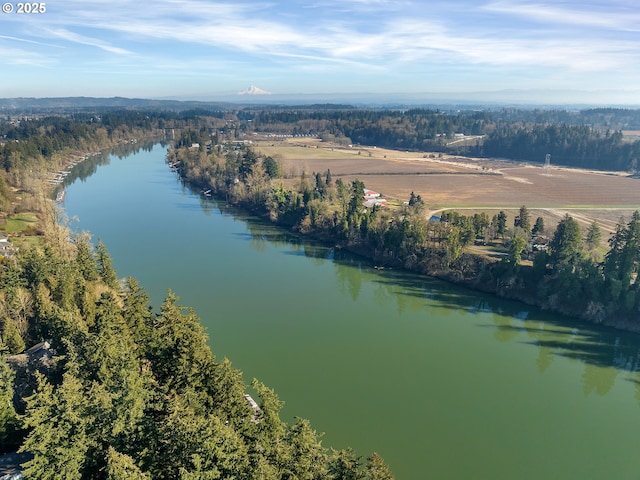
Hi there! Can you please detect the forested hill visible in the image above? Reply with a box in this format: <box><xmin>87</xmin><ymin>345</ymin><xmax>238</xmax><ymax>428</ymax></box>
<box><xmin>0</xmin><ymin>110</ymin><xmax>219</xmax><ymax>213</ymax></box>
<box><xmin>0</xmin><ymin>97</ymin><xmax>235</xmax><ymax>112</ymax></box>
<box><xmin>0</xmin><ymin>234</ymin><xmax>393</xmax><ymax>478</ymax></box>
<box><xmin>0</xmin><ymin>111</ymin><xmax>394</xmax><ymax>479</ymax></box>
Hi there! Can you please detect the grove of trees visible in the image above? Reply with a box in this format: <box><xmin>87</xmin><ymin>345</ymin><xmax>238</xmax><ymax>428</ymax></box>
<box><xmin>171</xmin><ymin>138</ymin><xmax>640</xmax><ymax>326</ymax></box>
<box><xmin>3</xmin><ymin>104</ymin><xmax>640</xmax><ymax>477</ymax></box>
<box><xmin>247</xmin><ymin>107</ymin><xmax>640</xmax><ymax>172</ymax></box>
<box><xmin>0</xmin><ymin>111</ymin><xmax>395</xmax><ymax>479</ymax></box>
<box><xmin>0</xmin><ymin>226</ymin><xmax>394</xmax><ymax>478</ymax></box>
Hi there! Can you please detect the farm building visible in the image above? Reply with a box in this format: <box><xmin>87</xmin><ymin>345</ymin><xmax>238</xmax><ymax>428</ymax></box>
<box><xmin>362</xmin><ymin>187</ymin><xmax>387</xmax><ymax>208</ymax></box>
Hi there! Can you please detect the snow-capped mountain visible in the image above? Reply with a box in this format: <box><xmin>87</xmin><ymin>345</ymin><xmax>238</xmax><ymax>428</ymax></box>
<box><xmin>237</xmin><ymin>85</ymin><xmax>272</xmax><ymax>95</ymax></box>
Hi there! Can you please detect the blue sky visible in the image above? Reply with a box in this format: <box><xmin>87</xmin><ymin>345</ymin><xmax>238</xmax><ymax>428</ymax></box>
<box><xmin>1</xmin><ymin>0</ymin><xmax>640</xmax><ymax>104</ymax></box>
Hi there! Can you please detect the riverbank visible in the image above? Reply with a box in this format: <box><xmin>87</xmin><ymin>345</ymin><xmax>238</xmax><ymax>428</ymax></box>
<box><xmin>56</xmin><ymin>141</ymin><xmax>640</xmax><ymax>480</ymax></box>
<box><xmin>45</xmin><ymin>134</ymin><xmax>164</xmax><ymax>195</ymax></box>
<box><xmin>168</xmin><ymin>144</ymin><xmax>640</xmax><ymax>334</ymax></box>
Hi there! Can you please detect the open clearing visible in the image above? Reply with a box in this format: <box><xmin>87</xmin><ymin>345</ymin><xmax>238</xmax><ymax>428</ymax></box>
<box><xmin>254</xmin><ymin>138</ymin><xmax>640</xmax><ymax>234</ymax></box>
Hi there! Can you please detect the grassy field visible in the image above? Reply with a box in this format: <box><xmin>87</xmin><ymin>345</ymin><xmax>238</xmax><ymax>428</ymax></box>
<box><xmin>4</xmin><ymin>213</ymin><xmax>39</xmax><ymax>234</ymax></box>
<box><xmin>253</xmin><ymin>138</ymin><xmax>640</xmax><ymax>236</ymax></box>
<box><xmin>0</xmin><ymin>212</ymin><xmax>43</xmax><ymax>251</ymax></box>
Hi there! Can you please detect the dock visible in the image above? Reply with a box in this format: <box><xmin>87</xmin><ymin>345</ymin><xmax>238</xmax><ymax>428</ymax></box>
<box><xmin>243</xmin><ymin>394</ymin><xmax>261</xmax><ymax>423</ymax></box>
<box><xmin>45</xmin><ymin>151</ymin><xmax>101</xmax><ymax>185</ymax></box>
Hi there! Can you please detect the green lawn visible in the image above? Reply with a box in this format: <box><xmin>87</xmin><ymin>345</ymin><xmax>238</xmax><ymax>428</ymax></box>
<box><xmin>10</xmin><ymin>235</ymin><xmax>41</xmax><ymax>249</ymax></box>
<box><xmin>5</xmin><ymin>212</ymin><xmax>39</xmax><ymax>234</ymax></box>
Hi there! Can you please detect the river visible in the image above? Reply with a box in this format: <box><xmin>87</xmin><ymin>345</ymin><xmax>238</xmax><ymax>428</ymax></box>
<box><xmin>61</xmin><ymin>142</ymin><xmax>640</xmax><ymax>479</ymax></box>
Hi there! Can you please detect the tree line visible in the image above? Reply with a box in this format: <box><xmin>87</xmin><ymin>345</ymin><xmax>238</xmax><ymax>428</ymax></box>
<box><xmin>171</xmin><ymin>139</ymin><xmax>640</xmax><ymax>327</ymax></box>
<box><xmin>0</xmin><ymin>112</ymin><xmax>395</xmax><ymax>478</ymax></box>
<box><xmin>0</xmin><ymin>224</ymin><xmax>394</xmax><ymax>478</ymax></box>
<box><xmin>481</xmin><ymin>124</ymin><xmax>639</xmax><ymax>171</ymax></box>
<box><xmin>0</xmin><ymin>111</ymin><xmax>217</xmax><ymax>214</ymax></box>
<box><xmin>245</xmin><ymin>108</ymin><xmax>640</xmax><ymax>172</ymax></box>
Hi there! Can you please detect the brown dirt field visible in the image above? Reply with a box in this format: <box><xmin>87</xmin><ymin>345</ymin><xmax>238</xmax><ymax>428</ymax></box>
<box><xmin>254</xmin><ymin>138</ymin><xmax>640</xmax><ymax>234</ymax></box>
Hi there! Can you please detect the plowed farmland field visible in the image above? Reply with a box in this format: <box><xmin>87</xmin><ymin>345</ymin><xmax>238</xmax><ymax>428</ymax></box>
<box><xmin>254</xmin><ymin>138</ymin><xmax>640</xmax><ymax>233</ymax></box>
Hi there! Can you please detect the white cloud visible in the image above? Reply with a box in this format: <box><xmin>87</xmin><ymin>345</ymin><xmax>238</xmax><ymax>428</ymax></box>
<box><xmin>483</xmin><ymin>1</ymin><xmax>640</xmax><ymax>32</ymax></box>
<box><xmin>17</xmin><ymin>0</ymin><xmax>635</xmax><ymax>73</ymax></box>
<box><xmin>0</xmin><ymin>35</ymin><xmax>64</xmax><ymax>49</ymax></box>
<box><xmin>4</xmin><ymin>0</ymin><xmax>640</xmax><ymax>98</ymax></box>
<box><xmin>46</xmin><ymin>29</ymin><xmax>132</xmax><ymax>55</ymax></box>
<box><xmin>0</xmin><ymin>45</ymin><xmax>54</xmax><ymax>67</ymax></box>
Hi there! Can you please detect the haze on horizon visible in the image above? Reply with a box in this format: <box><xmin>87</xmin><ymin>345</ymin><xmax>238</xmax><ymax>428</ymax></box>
<box><xmin>1</xmin><ymin>0</ymin><xmax>640</xmax><ymax>106</ymax></box>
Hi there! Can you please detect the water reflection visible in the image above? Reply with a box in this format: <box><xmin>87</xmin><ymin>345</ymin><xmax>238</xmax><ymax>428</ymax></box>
<box><xmin>347</xmin><ymin>251</ymin><xmax>637</xmax><ymax>398</ymax></box>
<box><xmin>177</xmin><ymin>167</ymin><xmax>640</xmax><ymax>403</ymax></box>
<box><xmin>110</xmin><ymin>140</ymin><xmax>159</xmax><ymax>159</ymax></box>
<box><xmin>60</xmin><ymin>139</ymin><xmax>167</xmax><ymax>187</ymax></box>
<box><xmin>61</xmin><ymin>151</ymin><xmax>110</xmax><ymax>185</ymax></box>
<box><xmin>491</xmin><ymin>313</ymin><xmax>521</xmax><ymax>343</ymax></box>
<box><xmin>250</xmin><ymin>234</ymin><xmax>269</xmax><ymax>253</ymax></box>
<box><xmin>582</xmin><ymin>363</ymin><xmax>617</xmax><ymax>396</ymax></box>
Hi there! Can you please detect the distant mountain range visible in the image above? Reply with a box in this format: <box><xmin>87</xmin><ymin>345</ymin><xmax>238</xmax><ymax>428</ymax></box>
<box><xmin>1</xmin><ymin>88</ymin><xmax>639</xmax><ymax>112</ymax></box>
<box><xmin>237</xmin><ymin>86</ymin><xmax>271</xmax><ymax>96</ymax></box>
<box><xmin>0</xmin><ymin>96</ymin><xmax>236</xmax><ymax>112</ymax></box>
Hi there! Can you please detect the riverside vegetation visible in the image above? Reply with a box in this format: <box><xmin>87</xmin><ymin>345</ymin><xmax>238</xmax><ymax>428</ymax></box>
<box><xmin>169</xmin><ymin>128</ymin><xmax>640</xmax><ymax>329</ymax></box>
<box><xmin>0</xmin><ymin>111</ymin><xmax>394</xmax><ymax>478</ymax></box>
<box><xmin>2</xmin><ymin>104</ymin><xmax>640</xmax><ymax>477</ymax></box>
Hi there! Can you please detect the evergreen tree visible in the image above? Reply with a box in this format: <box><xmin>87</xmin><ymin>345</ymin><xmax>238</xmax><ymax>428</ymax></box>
<box><xmin>532</xmin><ymin>217</ymin><xmax>545</xmax><ymax>236</ymax></box>
<box><xmin>206</xmin><ymin>358</ymin><xmax>252</xmax><ymax>424</ymax></box>
<box><xmin>74</xmin><ymin>233</ymin><xmax>99</xmax><ymax>282</ymax></box>
<box><xmin>472</xmin><ymin>212</ymin><xmax>489</xmax><ymax>238</ymax></box>
<box><xmin>366</xmin><ymin>453</ymin><xmax>395</xmax><ymax>480</ymax></box>
<box><xmin>0</xmin><ymin>354</ymin><xmax>19</xmax><ymax>453</ymax></box>
<box><xmin>0</xmin><ymin>317</ymin><xmax>24</xmax><ymax>355</ymax></box>
<box><xmin>514</xmin><ymin>205</ymin><xmax>531</xmax><ymax>235</ymax></box>
<box><xmin>315</xmin><ymin>172</ymin><xmax>326</xmax><ymax>199</ymax></box>
<box><xmin>89</xmin><ymin>293</ymin><xmax>149</xmax><ymax>438</ymax></box>
<box><xmin>240</xmin><ymin>148</ymin><xmax>258</xmax><ymax>179</ymax></box>
<box><xmin>620</xmin><ymin>211</ymin><xmax>640</xmax><ymax>287</ymax></box>
<box><xmin>348</xmin><ymin>180</ymin><xmax>365</xmax><ymax>217</ymax></box>
<box><xmin>285</xmin><ymin>418</ymin><xmax>328</xmax><ymax>479</ymax></box>
<box><xmin>146</xmin><ymin>291</ymin><xmax>216</xmax><ymax>392</ymax></box>
<box><xmin>106</xmin><ymin>447</ymin><xmax>150</xmax><ymax>480</ymax></box>
<box><xmin>549</xmin><ymin>214</ymin><xmax>583</xmax><ymax>269</ymax></box>
<box><xmin>151</xmin><ymin>393</ymin><xmax>250</xmax><ymax>479</ymax></box>
<box><xmin>251</xmin><ymin>379</ymin><xmax>289</xmax><ymax>468</ymax></box>
<box><xmin>96</xmin><ymin>240</ymin><xmax>118</xmax><ymax>289</ymax></box>
<box><xmin>263</xmin><ymin>156</ymin><xmax>280</xmax><ymax>179</ymax></box>
<box><xmin>122</xmin><ymin>277</ymin><xmax>153</xmax><ymax>344</ymax></box>
<box><xmin>0</xmin><ymin>259</ymin><xmax>26</xmax><ymax>305</ymax></box>
<box><xmin>586</xmin><ymin>221</ymin><xmax>602</xmax><ymax>251</ymax></box>
<box><xmin>329</xmin><ymin>448</ymin><xmax>365</xmax><ymax>480</ymax></box>
<box><xmin>603</xmin><ymin>213</ymin><xmax>640</xmax><ymax>309</ymax></box>
<box><xmin>21</xmin><ymin>373</ymin><xmax>92</xmax><ymax>480</ymax></box>
<box><xmin>496</xmin><ymin>211</ymin><xmax>507</xmax><ymax>238</ymax></box>
<box><xmin>604</xmin><ymin>217</ymin><xmax>627</xmax><ymax>281</ymax></box>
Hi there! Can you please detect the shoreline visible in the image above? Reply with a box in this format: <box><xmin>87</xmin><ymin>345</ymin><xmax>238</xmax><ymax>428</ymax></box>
<box><xmin>171</xmin><ymin>160</ymin><xmax>640</xmax><ymax>336</ymax></box>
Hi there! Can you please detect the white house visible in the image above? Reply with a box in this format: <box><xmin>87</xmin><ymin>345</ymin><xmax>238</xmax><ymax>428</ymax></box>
<box><xmin>362</xmin><ymin>186</ymin><xmax>387</xmax><ymax>208</ymax></box>
<box><xmin>363</xmin><ymin>189</ymin><xmax>380</xmax><ymax>200</ymax></box>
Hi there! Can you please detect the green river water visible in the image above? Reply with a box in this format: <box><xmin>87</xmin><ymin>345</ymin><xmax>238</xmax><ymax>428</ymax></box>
<box><xmin>61</xmin><ymin>143</ymin><xmax>640</xmax><ymax>479</ymax></box>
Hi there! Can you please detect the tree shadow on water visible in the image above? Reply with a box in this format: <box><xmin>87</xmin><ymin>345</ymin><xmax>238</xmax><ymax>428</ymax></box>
<box><xmin>369</xmin><ymin>267</ymin><xmax>640</xmax><ymax>382</ymax></box>
<box><xmin>208</xmin><ymin>199</ymin><xmax>640</xmax><ymax>394</ymax></box>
